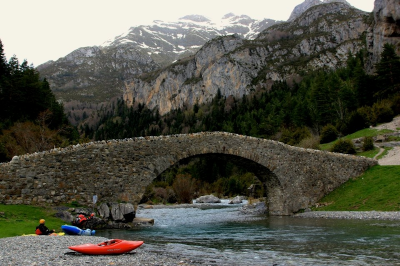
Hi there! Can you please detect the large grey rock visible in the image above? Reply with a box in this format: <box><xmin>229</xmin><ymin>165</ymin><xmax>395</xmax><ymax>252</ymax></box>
<box><xmin>229</xmin><ymin>196</ymin><xmax>245</xmax><ymax>204</ymax></box>
<box><xmin>196</xmin><ymin>195</ymin><xmax>221</xmax><ymax>203</ymax></box>
<box><xmin>54</xmin><ymin>210</ymin><xmax>74</xmax><ymax>223</ymax></box>
<box><xmin>110</xmin><ymin>203</ymin><xmax>135</xmax><ymax>222</ymax></box>
<box><xmin>97</xmin><ymin>203</ymin><xmax>110</xmax><ymax>219</ymax></box>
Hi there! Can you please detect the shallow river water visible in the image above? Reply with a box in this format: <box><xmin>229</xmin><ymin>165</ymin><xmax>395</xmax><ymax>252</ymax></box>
<box><xmin>97</xmin><ymin>201</ymin><xmax>400</xmax><ymax>265</ymax></box>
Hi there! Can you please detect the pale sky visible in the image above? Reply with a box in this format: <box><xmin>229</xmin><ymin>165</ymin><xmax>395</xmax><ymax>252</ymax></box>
<box><xmin>1</xmin><ymin>0</ymin><xmax>375</xmax><ymax>66</ymax></box>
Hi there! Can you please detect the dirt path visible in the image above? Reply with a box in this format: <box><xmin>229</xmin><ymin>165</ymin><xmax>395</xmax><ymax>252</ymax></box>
<box><xmin>377</xmin><ymin>146</ymin><xmax>400</xmax><ymax>165</ymax></box>
<box><xmin>374</xmin><ymin>116</ymin><xmax>400</xmax><ymax>165</ymax></box>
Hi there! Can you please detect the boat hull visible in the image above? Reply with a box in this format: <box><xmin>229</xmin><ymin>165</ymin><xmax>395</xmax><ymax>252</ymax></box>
<box><xmin>61</xmin><ymin>225</ymin><xmax>95</xmax><ymax>236</ymax></box>
<box><xmin>69</xmin><ymin>239</ymin><xmax>144</xmax><ymax>255</ymax></box>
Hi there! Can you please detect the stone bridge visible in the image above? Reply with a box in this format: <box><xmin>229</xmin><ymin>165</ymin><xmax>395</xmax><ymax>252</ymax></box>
<box><xmin>0</xmin><ymin>132</ymin><xmax>377</xmax><ymax>215</ymax></box>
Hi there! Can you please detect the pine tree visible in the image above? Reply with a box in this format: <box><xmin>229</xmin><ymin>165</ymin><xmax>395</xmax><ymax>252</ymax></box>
<box><xmin>374</xmin><ymin>43</ymin><xmax>400</xmax><ymax>99</ymax></box>
<box><xmin>0</xmin><ymin>40</ymin><xmax>8</xmax><ymax>78</ymax></box>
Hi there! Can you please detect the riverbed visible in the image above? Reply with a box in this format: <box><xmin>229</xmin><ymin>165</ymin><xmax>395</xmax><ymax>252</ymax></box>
<box><xmin>97</xmin><ymin>201</ymin><xmax>400</xmax><ymax>265</ymax></box>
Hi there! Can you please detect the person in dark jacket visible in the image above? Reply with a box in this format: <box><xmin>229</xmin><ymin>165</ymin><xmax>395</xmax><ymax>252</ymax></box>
<box><xmin>35</xmin><ymin>219</ymin><xmax>55</xmax><ymax>235</ymax></box>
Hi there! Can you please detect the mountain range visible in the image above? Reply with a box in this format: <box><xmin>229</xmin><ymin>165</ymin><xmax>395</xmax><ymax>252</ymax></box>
<box><xmin>36</xmin><ymin>0</ymin><xmax>399</xmax><ymax>125</ymax></box>
<box><xmin>37</xmin><ymin>13</ymin><xmax>280</xmax><ymax>105</ymax></box>
<box><xmin>123</xmin><ymin>1</ymin><xmax>371</xmax><ymax>115</ymax></box>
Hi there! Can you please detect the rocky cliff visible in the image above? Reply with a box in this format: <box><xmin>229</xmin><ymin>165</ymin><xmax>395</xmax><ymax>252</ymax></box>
<box><xmin>123</xmin><ymin>2</ymin><xmax>370</xmax><ymax>115</ymax></box>
<box><xmin>369</xmin><ymin>0</ymin><xmax>400</xmax><ymax>67</ymax></box>
<box><xmin>288</xmin><ymin>0</ymin><xmax>351</xmax><ymax>21</ymax></box>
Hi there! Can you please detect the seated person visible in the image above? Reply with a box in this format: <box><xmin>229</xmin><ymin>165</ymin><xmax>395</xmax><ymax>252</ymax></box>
<box><xmin>72</xmin><ymin>213</ymin><xmax>95</xmax><ymax>229</ymax></box>
<box><xmin>72</xmin><ymin>214</ymin><xmax>88</xmax><ymax>229</ymax></box>
<box><xmin>35</xmin><ymin>219</ymin><xmax>55</xmax><ymax>235</ymax></box>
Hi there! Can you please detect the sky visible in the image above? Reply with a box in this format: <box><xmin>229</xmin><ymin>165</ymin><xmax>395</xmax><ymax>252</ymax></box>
<box><xmin>1</xmin><ymin>0</ymin><xmax>375</xmax><ymax>66</ymax></box>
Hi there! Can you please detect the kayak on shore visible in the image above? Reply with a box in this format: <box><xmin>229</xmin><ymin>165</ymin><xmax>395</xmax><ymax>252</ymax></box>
<box><xmin>69</xmin><ymin>239</ymin><xmax>144</xmax><ymax>255</ymax></box>
<box><xmin>61</xmin><ymin>225</ymin><xmax>96</xmax><ymax>236</ymax></box>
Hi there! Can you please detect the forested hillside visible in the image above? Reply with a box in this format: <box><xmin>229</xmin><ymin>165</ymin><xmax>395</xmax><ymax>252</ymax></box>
<box><xmin>84</xmin><ymin>45</ymin><xmax>400</xmax><ymax>147</ymax></box>
<box><xmin>0</xmin><ymin>40</ymin><xmax>79</xmax><ymax>162</ymax></box>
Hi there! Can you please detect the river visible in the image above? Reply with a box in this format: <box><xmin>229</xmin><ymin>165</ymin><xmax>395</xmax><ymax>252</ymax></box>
<box><xmin>97</xmin><ymin>201</ymin><xmax>400</xmax><ymax>265</ymax></box>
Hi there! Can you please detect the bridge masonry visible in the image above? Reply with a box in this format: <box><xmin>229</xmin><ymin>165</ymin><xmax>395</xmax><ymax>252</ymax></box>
<box><xmin>0</xmin><ymin>132</ymin><xmax>377</xmax><ymax>215</ymax></box>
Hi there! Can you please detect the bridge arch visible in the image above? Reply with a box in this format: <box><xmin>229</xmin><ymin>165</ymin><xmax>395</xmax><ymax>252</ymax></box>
<box><xmin>0</xmin><ymin>132</ymin><xmax>376</xmax><ymax>215</ymax></box>
<box><xmin>154</xmin><ymin>153</ymin><xmax>285</xmax><ymax>214</ymax></box>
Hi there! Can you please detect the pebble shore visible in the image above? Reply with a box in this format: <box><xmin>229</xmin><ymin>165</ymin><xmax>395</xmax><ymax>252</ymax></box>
<box><xmin>0</xmin><ymin>236</ymin><xmax>194</xmax><ymax>266</ymax></box>
<box><xmin>294</xmin><ymin>211</ymin><xmax>400</xmax><ymax>220</ymax></box>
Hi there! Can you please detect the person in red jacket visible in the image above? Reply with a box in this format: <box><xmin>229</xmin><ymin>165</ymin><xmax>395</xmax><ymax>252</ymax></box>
<box><xmin>72</xmin><ymin>213</ymin><xmax>95</xmax><ymax>229</ymax></box>
<box><xmin>73</xmin><ymin>214</ymin><xmax>88</xmax><ymax>229</ymax></box>
<box><xmin>35</xmin><ymin>219</ymin><xmax>55</xmax><ymax>235</ymax></box>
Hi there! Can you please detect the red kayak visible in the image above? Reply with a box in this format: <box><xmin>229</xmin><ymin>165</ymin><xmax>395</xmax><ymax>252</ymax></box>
<box><xmin>69</xmin><ymin>239</ymin><xmax>144</xmax><ymax>255</ymax></box>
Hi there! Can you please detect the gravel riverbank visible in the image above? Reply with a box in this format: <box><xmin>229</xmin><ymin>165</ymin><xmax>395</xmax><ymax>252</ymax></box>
<box><xmin>0</xmin><ymin>236</ymin><xmax>194</xmax><ymax>266</ymax></box>
<box><xmin>294</xmin><ymin>211</ymin><xmax>400</xmax><ymax>220</ymax></box>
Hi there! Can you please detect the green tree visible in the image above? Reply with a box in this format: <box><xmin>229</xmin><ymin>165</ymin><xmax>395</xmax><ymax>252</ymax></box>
<box><xmin>320</xmin><ymin>124</ymin><xmax>339</xmax><ymax>144</ymax></box>
<box><xmin>362</xmin><ymin>136</ymin><xmax>374</xmax><ymax>152</ymax></box>
<box><xmin>374</xmin><ymin>43</ymin><xmax>400</xmax><ymax>99</ymax></box>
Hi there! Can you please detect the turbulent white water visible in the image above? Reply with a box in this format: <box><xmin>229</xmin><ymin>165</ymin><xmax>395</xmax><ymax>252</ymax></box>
<box><xmin>98</xmin><ymin>203</ymin><xmax>400</xmax><ymax>265</ymax></box>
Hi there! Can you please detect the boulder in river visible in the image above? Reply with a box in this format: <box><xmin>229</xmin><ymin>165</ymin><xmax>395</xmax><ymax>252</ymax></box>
<box><xmin>196</xmin><ymin>195</ymin><xmax>221</xmax><ymax>203</ymax></box>
<box><xmin>229</xmin><ymin>196</ymin><xmax>246</xmax><ymax>204</ymax></box>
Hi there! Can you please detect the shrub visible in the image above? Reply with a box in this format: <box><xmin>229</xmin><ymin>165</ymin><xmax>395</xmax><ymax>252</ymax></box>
<box><xmin>342</xmin><ymin>106</ymin><xmax>378</xmax><ymax>136</ymax></box>
<box><xmin>154</xmin><ymin>187</ymin><xmax>168</xmax><ymax>203</ymax></box>
<box><xmin>166</xmin><ymin>187</ymin><xmax>177</xmax><ymax>203</ymax></box>
<box><xmin>172</xmin><ymin>174</ymin><xmax>196</xmax><ymax>203</ymax></box>
<box><xmin>356</xmin><ymin>106</ymin><xmax>377</xmax><ymax>127</ymax></box>
<box><xmin>330</xmin><ymin>139</ymin><xmax>356</xmax><ymax>154</ymax></box>
<box><xmin>390</xmin><ymin>94</ymin><xmax>400</xmax><ymax>115</ymax></box>
<box><xmin>297</xmin><ymin>135</ymin><xmax>320</xmax><ymax>149</ymax></box>
<box><xmin>280</xmin><ymin>127</ymin><xmax>311</xmax><ymax>146</ymax></box>
<box><xmin>373</xmin><ymin>100</ymin><xmax>394</xmax><ymax>123</ymax></box>
<box><xmin>320</xmin><ymin>124</ymin><xmax>339</xmax><ymax>144</ymax></box>
<box><xmin>362</xmin><ymin>136</ymin><xmax>375</xmax><ymax>151</ymax></box>
<box><xmin>140</xmin><ymin>185</ymin><xmax>155</xmax><ymax>204</ymax></box>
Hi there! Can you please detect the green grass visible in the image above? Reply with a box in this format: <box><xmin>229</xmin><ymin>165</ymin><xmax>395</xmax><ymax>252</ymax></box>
<box><xmin>320</xmin><ymin>128</ymin><xmax>393</xmax><ymax>151</ymax></box>
<box><xmin>315</xmin><ymin>165</ymin><xmax>400</xmax><ymax>211</ymax></box>
<box><xmin>343</xmin><ymin>128</ymin><xmax>393</xmax><ymax>139</ymax></box>
<box><xmin>376</xmin><ymin>147</ymin><xmax>393</xmax><ymax>160</ymax></box>
<box><xmin>0</xmin><ymin>205</ymin><xmax>66</xmax><ymax>238</ymax></box>
<box><xmin>357</xmin><ymin>147</ymin><xmax>380</xmax><ymax>158</ymax></box>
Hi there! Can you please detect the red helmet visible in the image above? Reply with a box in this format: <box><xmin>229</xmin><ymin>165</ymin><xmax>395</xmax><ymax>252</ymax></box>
<box><xmin>78</xmin><ymin>214</ymin><xmax>85</xmax><ymax>218</ymax></box>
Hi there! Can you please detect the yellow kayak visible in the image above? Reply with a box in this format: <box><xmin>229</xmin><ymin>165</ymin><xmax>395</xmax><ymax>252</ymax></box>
<box><xmin>22</xmin><ymin>232</ymin><xmax>65</xmax><ymax>236</ymax></box>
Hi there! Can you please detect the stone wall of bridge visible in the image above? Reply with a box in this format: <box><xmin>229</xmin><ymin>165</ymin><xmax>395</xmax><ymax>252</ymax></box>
<box><xmin>0</xmin><ymin>132</ymin><xmax>377</xmax><ymax>215</ymax></box>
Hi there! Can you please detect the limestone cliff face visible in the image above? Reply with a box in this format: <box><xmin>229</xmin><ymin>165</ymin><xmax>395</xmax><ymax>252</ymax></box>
<box><xmin>123</xmin><ymin>35</ymin><xmax>247</xmax><ymax>114</ymax></box>
<box><xmin>124</xmin><ymin>2</ymin><xmax>369</xmax><ymax>115</ymax></box>
<box><xmin>288</xmin><ymin>0</ymin><xmax>350</xmax><ymax>21</ymax></box>
<box><xmin>369</xmin><ymin>0</ymin><xmax>400</xmax><ymax>67</ymax></box>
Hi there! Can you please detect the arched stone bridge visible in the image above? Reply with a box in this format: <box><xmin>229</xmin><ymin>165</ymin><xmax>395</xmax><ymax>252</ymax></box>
<box><xmin>0</xmin><ymin>132</ymin><xmax>377</xmax><ymax>215</ymax></box>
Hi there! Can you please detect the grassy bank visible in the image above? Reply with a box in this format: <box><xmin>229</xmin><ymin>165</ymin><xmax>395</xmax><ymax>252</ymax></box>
<box><xmin>315</xmin><ymin>165</ymin><xmax>400</xmax><ymax>211</ymax></box>
<box><xmin>320</xmin><ymin>128</ymin><xmax>393</xmax><ymax>152</ymax></box>
<box><xmin>0</xmin><ymin>205</ymin><xmax>66</xmax><ymax>238</ymax></box>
